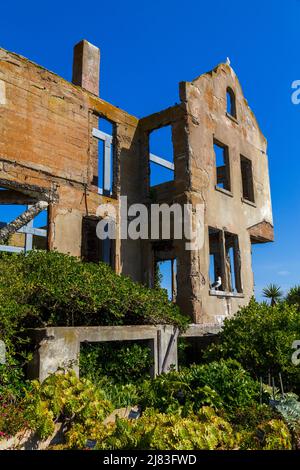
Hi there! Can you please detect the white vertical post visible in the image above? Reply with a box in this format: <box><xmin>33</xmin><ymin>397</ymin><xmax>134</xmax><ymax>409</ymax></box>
<box><xmin>103</xmin><ymin>138</ymin><xmax>111</xmax><ymax>194</ymax></box>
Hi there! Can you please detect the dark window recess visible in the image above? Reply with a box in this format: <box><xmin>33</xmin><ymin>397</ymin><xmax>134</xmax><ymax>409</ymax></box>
<box><xmin>82</xmin><ymin>215</ymin><xmax>112</xmax><ymax>265</ymax></box>
<box><xmin>209</xmin><ymin>227</ymin><xmax>242</xmax><ymax>293</ymax></box>
<box><xmin>214</xmin><ymin>141</ymin><xmax>231</xmax><ymax>191</ymax></box>
<box><xmin>226</xmin><ymin>87</ymin><xmax>236</xmax><ymax>118</ymax></box>
<box><xmin>240</xmin><ymin>156</ymin><xmax>255</xmax><ymax>202</ymax></box>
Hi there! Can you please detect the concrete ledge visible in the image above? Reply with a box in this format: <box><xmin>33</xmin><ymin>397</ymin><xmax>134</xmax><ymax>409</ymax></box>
<box><xmin>182</xmin><ymin>323</ymin><xmax>222</xmax><ymax>337</ymax></box>
<box><xmin>209</xmin><ymin>290</ymin><xmax>244</xmax><ymax>298</ymax></box>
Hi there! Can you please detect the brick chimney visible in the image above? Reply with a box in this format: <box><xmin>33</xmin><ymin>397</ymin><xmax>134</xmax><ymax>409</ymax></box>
<box><xmin>72</xmin><ymin>40</ymin><xmax>100</xmax><ymax>96</ymax></box>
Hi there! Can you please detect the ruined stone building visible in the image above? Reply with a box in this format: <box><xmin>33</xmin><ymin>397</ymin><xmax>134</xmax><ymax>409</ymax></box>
<box><xmin>0</xmin><ymin>40</ymin><xmax>273</xmax><ymax>327</ymax></box>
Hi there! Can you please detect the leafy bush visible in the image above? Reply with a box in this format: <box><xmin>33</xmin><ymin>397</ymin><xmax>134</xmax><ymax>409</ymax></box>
<box><xmin>93</xmin><ymin>407</ymin><xmax>238</xmax><ymax>450</ymax></box>
<box><xmin>0</xmin><ymin>392</ymin><xmax>27</xmax><ymax>440</ymax></box>
<box><xmin>139</xmin><ymin>359</ymin><xmax>259</xmax><ymax>415</ymax></box>
<box><xmin>204</xmin><ymin>299</ymin><xmax>300</xmax><ymax>391</ymax></box>
<box><xmin>0</xmin><ymin>251</ymin><xmax>188</xmax><ymax>331</ymax></box>
<box><xmin>232</xmin><ymin>403</ymin><xmax>280</xmax><ymax>431</ymax></box>
<box><xmin>273</xmin><ymin>393</ymin><xmax>300</xmax><ymax>447</ymax></box>
<box><xmin>23</xmin><ymin>371</ymin><xmax>113</xmax><ymax>439</ymax></box>
<box><xmin>185</xmin><ymin>359</ymin><xmax>259</xmax><ymax>414</ymax></box>
<box><xmin>89</xmin><ymin>407</ymin><xmax>291</xmax><ymax>451</ymax></box>
<box><xmin>286</xmin><ymin>286</ymin><xmax>300</xmax><ymax>311</ymax></box>
<box><xmin>95</xmin><ymin>378</ymin><xmax>140</xmax><ymax>409</ymax></box>
<box><xmin>80</xmin><ymin>342</ymin><xmax>153</xmax><ymax>385</ymax></box>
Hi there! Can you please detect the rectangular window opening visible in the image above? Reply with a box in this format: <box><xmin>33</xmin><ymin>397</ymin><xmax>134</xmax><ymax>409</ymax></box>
<box><xmin>209</xmin><ymin>227</ymin><xmax>242</xmax><ymax>293</ymax></box>
<box><xmin>79</xmin><ymin>339</ymin><xmax>154</xmax><ymax>382</ymax></box>
<box><xmin>82</xmin><ymin>215</ymin><xmax>113</xmax><ymax>266</ymax></box>
<box><xmin>214</xmin><ymin>141</ymin><xmax>231</xmax><ymax>191</ymax></box>
<box><xmin>224</xmin><ymin>232</ymin><xmax>242</xmax><ymax>293</ymax></box>
<box><xmin>240</xmin><ymin>155</ymin><xmax>254</xmax><ymax>203</ymax></box>
<box><xmin>155</xmin><ymin>258</ymin><xmax>177</xmax><ymax>301</ymax></box>
<box><xmin>209</xmin><ymin>228</ymin><xmax>224</xmax><ymax>291</ymax></box>
<box><xmin>93</xmin><ymin>117</ymin><xmax>115</xmax><ymax>196</ymax></box>
<box><xmin>149</xmin><ymin>125</ymin><xmax>174</xmax><ymax>187</ymax></box>
<box><xmin>0</xmin><ymin>188</ymin><xmax>48</xmax><ymax>253</ymax></box>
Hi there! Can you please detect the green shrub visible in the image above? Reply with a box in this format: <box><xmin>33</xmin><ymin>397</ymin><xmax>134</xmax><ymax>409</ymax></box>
<box><xmin>23</xmin><ymin>371</ymin><xmax>113</xmax><ymax>439</ymax></box>
<box><xmin>185</xmin><ymin>359</ymin><xmax>259</xmax><ymax>414</ymax></box>
<box><xmin>90</xmin><ymin>406</ymin><xmax>292</xmax><ymax>451</ymax></box>
<box><xmin>0</xmin><ymin>251</ymin><xmax>188</xmax><ymax>331</ymax></box>
<box><xmin>139</xmin><ymin>359</ymin><xmax>259</xmax><ymax>415</ymax></box>
<box><xmin>0</xmin><ymin>392</ymin><xmax>27</xmax><ymax>439</ymax></box>
<box><xmin>239</xmin><ymin>419</ymin><xmax>292</xmax><ymax>450</ymax></box>
<box><xmin>232</xmin><ymin>403</ymin><xmax>280</xmax><ymax>431</ymax></box>
<box><xmin>286</xmin><ymin>286</ymin><xmax>300</xmax><ymax>311</ymax></box>
<box><xmin>204</xmin><ymin>299</ymin><xmax>300</xmax><ymax>391</ymax></box>
<box><xmin>93</xmin><ymin>407</ymin><xmax>238</xmax><ymax>450</ymax></box>
<box><xmin>80</xmin><ymin>342</ymin><xmax>153</xmax><ymax>385</ymax></box>
<box><xmin>95</xmin><ymin>378</ymin><xmax>140</xmax><ymax>409</ymax></box>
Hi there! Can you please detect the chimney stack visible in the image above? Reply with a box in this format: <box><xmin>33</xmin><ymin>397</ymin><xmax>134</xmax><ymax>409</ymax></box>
<box><xmin>72</xmin><ymin>40</ymin><xmax>100</xmax><ymax>96</ymax></box>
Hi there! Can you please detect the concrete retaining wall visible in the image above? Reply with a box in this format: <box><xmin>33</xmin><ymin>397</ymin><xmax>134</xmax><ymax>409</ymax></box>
<box><xmin>27</xmin><ymin>324</ymin><xmax>221</xmax><ymax>382</ymax></box>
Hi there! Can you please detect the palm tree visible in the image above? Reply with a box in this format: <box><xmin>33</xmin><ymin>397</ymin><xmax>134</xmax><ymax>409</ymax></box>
<box><xmin>286</xmin><ymin>285</ymin><xmax>300</xmax><ymax>310</ymax></box>
<box><xmin>262</xmin><ymin>284</ymin><xmax>283</xmax><ymax>306</ymax></box>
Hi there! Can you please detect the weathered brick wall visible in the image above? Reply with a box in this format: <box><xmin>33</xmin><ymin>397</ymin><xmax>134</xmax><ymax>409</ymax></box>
<box><xmin>0</xmin><ymin>47</ymin><xmax>141</xmax><ymax>279</ymax></box>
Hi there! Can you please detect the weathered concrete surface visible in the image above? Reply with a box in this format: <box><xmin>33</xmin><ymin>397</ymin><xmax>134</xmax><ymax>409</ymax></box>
<box><xmin>27</xmin><ymin>324</ymin><xmax>221</xmax><ymax>381</ymax></box>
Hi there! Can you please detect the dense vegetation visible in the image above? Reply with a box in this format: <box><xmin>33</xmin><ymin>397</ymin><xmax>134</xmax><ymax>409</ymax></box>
<box><xmin>204</xmin><ymin>299</ymin><xmax>300</xmax><ymax>392</ymax></box>
<box><xmin>0</xmin><ymin>251</ymin><xmax>188</xmax><ymax>331</ymax></box>
<box><xmin>1</xmin><ymin>252</ymin><xmax>300</xmax><ymax>450</ymax></box>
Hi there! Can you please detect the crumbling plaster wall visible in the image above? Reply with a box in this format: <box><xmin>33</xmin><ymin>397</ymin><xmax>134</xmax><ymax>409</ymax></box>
<box><xmin>178</xmin><ymin>63</ymin><xmax>273</xmax><ymax>323</ymax></box>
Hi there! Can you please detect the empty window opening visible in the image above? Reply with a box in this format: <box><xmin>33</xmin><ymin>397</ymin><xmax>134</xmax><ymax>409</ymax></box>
<box><xmin>149</xmin><ymin>126</ymin><xmax>174</xmax><ymax>187</ymax></box>
<box><xmin>225</xmin><ymin>232</ymin><xmax>242</xmax><ymax>293</ymax></box>
<box><xmin>81</xmin><ymin>215</ymin><xmax>113</xmax><ymax>266</ymax></box>
<box><xmin>0</xmin><ymin>188</ymin><xmax>48</xmax><ymax>253</ymax></box>
<box><xmin>209</xmin><ymin>228</ymin><xmax>224</xmax><ymax>290</ymax></box>
<box><xmin>92</xmin><ymin>117</ymin><xmax>114</xmax><ymax>196</ymax></box>
<box><xmin>240</xmin><ymin>156</ymin><xmax>255</xmax><ymax>203</ymax></box>
<box><xmin>214</xmin><ymin>141</ymin><xmax>231</xmax><ymax>191</ymax></box>
<box><xmin>209</xmin><ymin>227</ymin><xmax>242</xmax><ymax>293</ymax></box>
<box><xmin>155</xmin><ymin>258</ymin><xmax>177</xmax><ymax>301</ymax></box>
<box><xmin>178</xmin><ymin>336</ymin><xmax>216</xmax><ymax>368</ymax></box>
<box><xmin>226</xmin><ymin>87</ymin><xmax>236</xmax><ymax>118</ymax></box>
<box><xmin>80</xmin><ymin>340</ymin><xmax>154</xmax><ymax>383</ymax></box>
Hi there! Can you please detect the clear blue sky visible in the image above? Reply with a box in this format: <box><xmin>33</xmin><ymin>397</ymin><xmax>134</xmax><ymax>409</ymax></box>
<box><xmin>0</xmin><ymin>0</ymin><xmax>299</xmax><ymax>300</ymax></box>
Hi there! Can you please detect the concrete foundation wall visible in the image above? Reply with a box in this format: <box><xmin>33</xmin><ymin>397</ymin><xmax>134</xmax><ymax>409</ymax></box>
<box><xmin>27</xmin><ymin>324</ymin><xmax>220</xmax><ymax>382</ymax></box>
